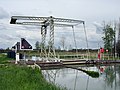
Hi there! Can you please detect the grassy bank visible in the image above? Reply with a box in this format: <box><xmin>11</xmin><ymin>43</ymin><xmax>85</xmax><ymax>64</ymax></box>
<box><xmin>0</xmin><ymin>54</ymin><xmax>65</xmax><ymax>90</ymax></box>
<box><xmin>0</xmin><ymin>65</ymin><xmax>64</xmax><ymax>90</ymax></box>
<box><xmin>0</xmin><ymin>54</ymin><xmax>13</xmax><ymax>64</ymax></box>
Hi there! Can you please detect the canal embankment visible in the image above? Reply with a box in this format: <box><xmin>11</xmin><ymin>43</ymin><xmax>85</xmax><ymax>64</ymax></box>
<box><xmin>0</xmin><ymin>54</ymin><xmax>65</xmax><ymax>90</ymax></box>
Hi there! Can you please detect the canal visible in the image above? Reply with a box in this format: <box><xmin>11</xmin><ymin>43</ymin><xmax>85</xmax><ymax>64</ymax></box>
<box><xmin>42</xmin><ymin>64</ymin><xmax>120</xmax><ymax>90</ymax></box>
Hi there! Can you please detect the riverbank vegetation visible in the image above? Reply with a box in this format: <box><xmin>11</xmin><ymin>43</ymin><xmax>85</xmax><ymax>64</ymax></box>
<box><xmin>0</xmin><ymin>54</ymin><xmax>65</xmax><ymax>90</ymax></box>
<box><xmin>0</xmin><ymin>54</ymin><xmax>12</xmax><ymax>64</ymax></box>
<box><xmin>80</xmin><ymin>69</ymin><xmax>99</xmax><ymax>78</ymax></box>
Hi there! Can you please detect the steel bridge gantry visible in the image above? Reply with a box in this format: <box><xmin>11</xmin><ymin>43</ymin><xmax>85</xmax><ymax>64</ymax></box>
<box><xmin>10</xmin><ymin>16</ymin><xmax>84</xmax><ymax>60</ymax></box>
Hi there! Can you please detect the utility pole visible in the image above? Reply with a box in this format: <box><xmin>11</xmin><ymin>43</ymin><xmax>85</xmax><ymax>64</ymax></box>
<box><xmin>114</xmin><ymin>21</ymin><xmax>117</xmax><ymax>58</ymax></box>
<box><xmin>118</xmin><ymin>18</ymin><xmax>120</xmax><ymax>41</ymax></box>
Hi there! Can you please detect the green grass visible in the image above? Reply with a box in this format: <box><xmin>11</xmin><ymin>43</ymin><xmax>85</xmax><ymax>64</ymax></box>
<box><xmin>0</xmin><ymin>54</ymin><xmax>65</xmax><ymax>90</ymax></box>
<box><xmin>0</xmin><ymin>65</ymin><xmax>64</xmax><ymax>90</ymax></box>
<box><xmin>0</xmin><ymin>54</ymin><xmax>13</xmax><ymax>64</ymax></box>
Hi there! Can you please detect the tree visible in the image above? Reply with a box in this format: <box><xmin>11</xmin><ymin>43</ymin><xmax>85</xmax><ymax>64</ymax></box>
<box><xmin>60</xmin><ymin>36</ymin><xmax>66</xmax><ymax>50</ymax></box>
<box><xmin>102</xmin><ymin>24</ymin><xmax>115</xmax><ymax>53</ymax></box>
<box><xmin>116</xmin><ymin>41</ymin><xmax>120</xmax><ymax>57</ymax></box>
<box><xmin>35</xmin><ymin>41</ymin><xmax>40</xmax><ymax>50</ymax></box>
<box><xmin>68</xmin><ymin>44</ymin><xmax>72</xmax><ymax>51</ymax></box>
<box><xmin>116</xmin><ymin>20</ymin><xmax>120</xmax><ymax>57</ymax></box>
<box><xmin>57</xmin><ymin>46</ymin><xmax>61</xmax><ymax>50</ymax></box>
<box><xmin>6</xmin><ymin>47</ymin><xmax>10</xmax><ymax>50</ymax></box>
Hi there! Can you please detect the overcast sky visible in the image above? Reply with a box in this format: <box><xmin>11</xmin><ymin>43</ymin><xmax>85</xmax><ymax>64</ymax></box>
<box><xmin>0</xmin><ymin>0</ymin><xmax>120</xmax><ymax>49</ymax></box>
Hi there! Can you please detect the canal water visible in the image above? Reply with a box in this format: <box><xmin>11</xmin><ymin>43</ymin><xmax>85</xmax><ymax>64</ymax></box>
<box><xmin>42</xmin><ymin>64</ymin><xmax>120</xmax><ymax>90</ymax></box>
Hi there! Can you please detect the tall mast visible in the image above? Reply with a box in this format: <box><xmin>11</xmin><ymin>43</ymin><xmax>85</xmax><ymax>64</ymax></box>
<box><xmin>118</xmin><ymin>18</ymin><xmax>120</xmax><ymax>42</ymax></box>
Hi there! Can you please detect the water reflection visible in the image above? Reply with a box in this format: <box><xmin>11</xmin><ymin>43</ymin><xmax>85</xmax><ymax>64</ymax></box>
<box><xmin>42</xmin><ymin>64</ymin><xmax>120</xmax><ymax>90</ymax></box>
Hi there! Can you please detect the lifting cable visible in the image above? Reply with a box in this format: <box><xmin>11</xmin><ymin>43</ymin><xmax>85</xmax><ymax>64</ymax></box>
<box><xmin>82</xmin><ymin>22</ymin><xmax>90</xmax><ymax>90</ymax></box>
<box><xmin>83</xmin><ymin>22</ymin><xmax>90</xmax><ymax>60</ymax></box>
<box><xmin>72</xmin><ymin>26</ymin><xmax>78</xmax><ymax>58</ymax></box>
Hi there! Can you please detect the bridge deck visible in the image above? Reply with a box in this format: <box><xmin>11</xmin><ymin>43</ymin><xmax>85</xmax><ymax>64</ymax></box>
<box><xmin>9</xmin><ymin>59</ymin><xmax>120</xmax><ymax>68</ymax></box>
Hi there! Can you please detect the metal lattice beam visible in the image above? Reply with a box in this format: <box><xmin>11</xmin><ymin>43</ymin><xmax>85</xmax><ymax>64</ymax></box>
<box><xmin>11</xmin><ymin>16</ymin><xmax>49</xmax><ymax>21</ymax></box>
<box><xmin>15</xmin><ymin>22</ymin><xmax>74</xmax><ymax>27</ymax></box>
<box><xmin>40</xmin><ymin>25</ymin><xmax>47</xmax><ymax>58</ymax></box>
<box><xmin>53</xmin><ymin>17</ymin><xmax>84</xmax><ymax>24</ymax></box>
<box><xmin>10</xmin><ymin>16</ymin><xmax>84</xmax><ymax>25</ymax></box>
<box><xmin>49</xmin><ymin>17</ymin><xmax>55</xmax><ymax>57</ymax></box>
<box><xmin>16</xmin><ymin>22</ymin><xmax>44</xmax><ymax>26</ymax></box>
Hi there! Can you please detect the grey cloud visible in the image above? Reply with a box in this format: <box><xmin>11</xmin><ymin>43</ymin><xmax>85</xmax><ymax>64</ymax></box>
<box><xmin>0</xmin><ymin>34</ymin><xmax>18</xmax><ymax>49</ymax></box>
<box><xmin>93</xmin><ymin>22</ymin><xmax>103</xmax><ymax>34</ymax></box>
<box><xmin>0</xmin><ymin>23</ymin><xmax>7</xmax><ymax>30</ymax></box>
<box><xmin>0</xmin><ymin>0</ymin><xmax>120</xmax><ymax>49</ymax></box>
<box><xmin>0</xmin><ymin>34</ymin><xmax>17</xmax><ymax>40</ymax></box>
<box><xmin>0</xmin><ymin>7</ymin><xmax>9</xmax><ymax>19</ymax></box>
